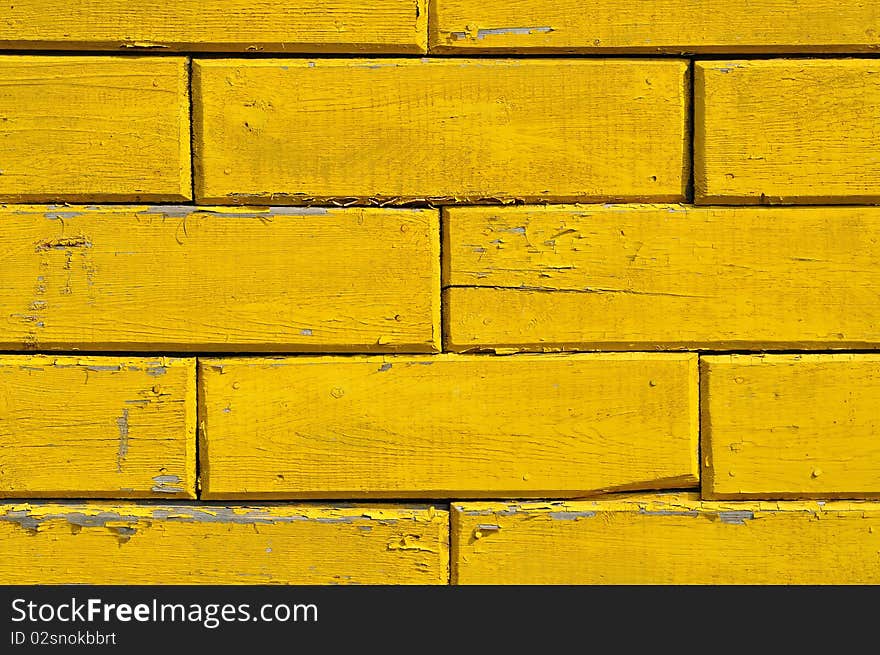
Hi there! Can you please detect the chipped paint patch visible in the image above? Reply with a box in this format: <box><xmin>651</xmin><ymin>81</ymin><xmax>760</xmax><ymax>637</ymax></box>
<box><xmin>1</xmin><ymin>508</ymin><xmax>142</xmax><ymax>533</ymax></box>
<box><xmin>549</xmin><ymin>510</ymin><xmax>597</xmax><ymax>520</ymax></box>
<box><xmin>717</xmin><ymin>510</ymin><xmax>755</xmax><ymax>525</ymax></box>
<box><xmin>151</xmin><ymin>475</ymin><xmax>183</xmax><ymax>494</ymax></box>
<box><xmin>34</xmin><ymin>235</ymin><xmax>92</xmax><ymax>252</ymax></box>
<box><xmin>639</xmin><ymin>509</ymin><xmax>700</xmax><ymax>517</ymax></box>
<box><xmin>116</xmin><ymin>409</ymin><xmax>130</xmax><ymax>473</ymax></box>
<box><xmin>387</xmin><ymin>534</ymin><xmax>438</xmax><ymax>552</ymax></box>
<box><xmin>451</xmin><ymin>26</ymin><xmax>555</xmax><ymax>40</ymax></box>
<box><xmin>144</xmin><ymin>205</ymin><xmax>332</xmax><ymax>218</ymax></box>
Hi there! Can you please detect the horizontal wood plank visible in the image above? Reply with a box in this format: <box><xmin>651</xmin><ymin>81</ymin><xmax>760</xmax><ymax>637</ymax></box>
<box><xmin>444</xmin><ymin>205</ymin><xmax>880</xmax><ymax>351</ymax></box>
<box><xmin>0</xmin><ymin>356</ymin><xmax>195</xmax><ymax>498</ymax></box>
<box><xmin>193</xmin><ymin>59</ymin><xmax>688</xmax><ymax>205</ymax></box>
<box><xmin>0</xmin><ymin>56</ymin><xmax>191</xmax><ymax>203</ymax></box>
<box><xmin>702</xmin><ymin>354</ymin><xmax>880</xmax><ymax>499</ymax></box>
<box><xmin>430</xmin><ymin>1</ymin><xmax>880</xmax><ymax>53</ymax></box>
<box><xmin>696</xmin><ymin>60</ymin><xmax>880</xmax><ymax>204</ymax></box>
<box><xmin>0</xmin><ymin>1</ymin><xmax>427</xmax><ymax>53</ymax></box>
<box><xmin>198</xmin><ymin>354</ymin><xmax>699</xmax><ymax>499</ymax></box>
<box><xmin>0</xmin><ymin>504</ymin><xmax>448</xmax><ymax>584</ymax></box>
<box><xmin>453</xmin><ymin>494</ymin><xmax>880</xmax><ymax>584</ymax></box>
<box><xmin>0</xmin><ymin>206</ymin><xmax>438</xmax><ymax>352</ymax></box>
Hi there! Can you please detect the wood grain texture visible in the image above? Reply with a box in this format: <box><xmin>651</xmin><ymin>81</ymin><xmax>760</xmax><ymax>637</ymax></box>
<box><xmin>0</xmin><ymin>356</ymin><xmax>195</xmax><ymax>498</ymax></box>
<box><xmin>444</xmin><ymin>204</ymin><xmax>880</xmax><ymax>352</ymax></box>
<box><xmin>0</xmin><ymin>1</ymin><xmax>427</xmax><ymax>53</ymax></box>
<box><xmin>0</xmin><ymin>206</ymin><xmax>439</xmax><ymax>352</ymax></box>
<box><xmin>0</xmin><ymin>504</ymin><xmax>448</xmax><ymax>584</ymax></box>
<box><xmin>0</xmin><ymin>56</ymin><xmax>190</xmax><ymax>203</ymax></box>
<box><xmin>702</xmin><ymin>355</ymin><xmax>880</xmax><ymax>499</ymax></box>
<box><xmin>430</xmin><ymin>0</ymin><xmax>880</xmax><ymax>53</ymax></box>
<box><xmin>193</xmin><ymin>59</ymin><xmax>688</xmax><ymax>205</ymax></box>
<box><xmin>696</xmin><ymin>59</ymin><xmax>880</xmax><ymax>204</ymax></box>
<box><xmin>453</xmin><ymin>494</ymin><xmax>880</xmax><ymax>584</ymax></box>
<box><xmin>198</xmin><ymin>354</ymin><xmax>699</xmax><ymax>499</ymax></box>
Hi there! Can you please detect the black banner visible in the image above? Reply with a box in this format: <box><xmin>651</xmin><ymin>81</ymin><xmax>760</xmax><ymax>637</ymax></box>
<box><xmin>0</xmin><ymin>585</ymin><xmax>874</xmax><ymax>650</ymax></box>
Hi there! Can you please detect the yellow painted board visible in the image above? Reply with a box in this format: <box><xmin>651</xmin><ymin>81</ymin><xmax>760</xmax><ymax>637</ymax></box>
<box><xmin>0</xmin><ymin>205</ymin><xmax>439</xmax><ymax>352</ymax></box>
<box><xmin>0</xmin><ymin>504</ymin><xmax>448</xmax><ymax>584</ymax></box>
<box><xmin>443</xmin><ymin>204</ymin><xmax>880</xmax><ymax>352</ymax></box>
<box><xmin>0</xmin><ymin>1</ymin><xmax>427</xmax><ymax>53</ymax></box>
<box><xmin>193</xmin><ymin>59</ymin><xmax>688</xmax><ymax>205</ymax></box>
<box><xmin>0</xmin><ymin>56</ymin><xmax>191</xmax><ymax>203</ymax></box>
<box><xmin>430</xmin><ymin>1</ymin><xmax>880</xmax><ymax>53</ymax></box>
<box><xmin>702</xmin><ymin>354</ymin><xmax>880</xmax><ymax>499</ymax></box>
<box><xmin>198</xmin><ymin>354</ymin><xmax>699</xmax><ymax>499</ymax></box>
<box><xmin>696</xmin><ymin>59</ymin><xmax>880</xmax><ymax>204</ymax></box>
<box><xmin>452</xmin><ymin>494</ymin><xmax>880</xmax><ymax>584</ymax></box>
<box><xmin>0</xmin><ymin>356</ymin><xmax>195</xmax><ymax>498</ymax></box>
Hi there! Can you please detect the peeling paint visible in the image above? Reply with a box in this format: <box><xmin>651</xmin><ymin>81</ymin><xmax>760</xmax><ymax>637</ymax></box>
<box><xmin>151</xmin><ymin>475</ymin><xmax>183</xmax><ymax>494</ymax></box>
<box><xmin>451</xmin><ymin>26</ymin><xmax>555</xmax><ymax>40</ymax></box>
<box><xmin>639</xmin><ymin>508</ymin><xmax>700</xmax><ymax>517</ymax></box>
<box><xmin>143</xmin><ymin>205</ymin><xmax>195</xmax><ymax>218</ymax></box>
<box><xmin>717</xmin><ymin>510</ymin><xmax>756</xmax><ymax>525</ymax></box>
<box><xmin>1</xmin><ymin>509</ymin><xmax>142</xmax><ymax>533</ymax></box>
<box><xmin>144</xmin><ymin>205</ymin><xmax>332</xmax><ymax>218</ymax></box>
<box><xmin>116</xmin><ymin>409</ymin><xmax>130</xmax><ymax>473</ymax></box>
<box><xmin>387</xmin><ymin>534</ymin><xmax>437</xmax><ymax>552</ymax></box>
<box><xmin>88</xmin><ymin>365</ymin><xmax>123</xmax><ymax>372</ymax></box>
<box><xmin>549</xmin><ymin>511</ymin><xmax>596</xmax><ymax>520</ymax></box>
<box><xmin>34</xmin><ymin>235</ymin><xmax>92</xmax><ymax>252</ymax></box>
<box><xmin>44</xmin><ymin>211</ymin><xmax>82</xmax><ymax>220</ymax></box>
<box><xmin>716</xmin><ymin>63</ymin><xmax>746</xmax><ymax>74</ymax></box>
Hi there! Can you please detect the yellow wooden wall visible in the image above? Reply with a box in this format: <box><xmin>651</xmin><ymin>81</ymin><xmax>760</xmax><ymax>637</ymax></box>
<box><xmin>2</xmin><ymin>1</ymin><xmax>879</xmax><ymax>585</ymax></box>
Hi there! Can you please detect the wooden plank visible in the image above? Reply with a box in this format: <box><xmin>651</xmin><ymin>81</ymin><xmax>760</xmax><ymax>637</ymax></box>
<box><xmin>430</xmin><ymin>0</ymin><xmax>880</xmax><ymax>53</ymax></box>
<box><xmin>0</xmin><ymin>356</ymin><xmax>195</xmax><ymax>498</ymax></box>
<box><xmin>696</xmin><ymin>59</ymin><xmax>880</xmax><ymax>204</ymax></box>
<box><xmin>198</xmin><ymin>354</ymin><xmax>699</xmax><ymax>499</ymax></box>
<box><xmin>0</xmin><ymin>1</ymin><xmax>427</xmax><ymax>53</ymax></box>
<box><xmin>0</xmin><ymin>504</ymin><xmax>448</xmax><ymax>584</ymax></box>
<box><xmin>0</xmin><ymin>206</ymin><xmax>439</xmax><ymax>352</ymax></box>
<box><xmin>452</xmin><ymin>494</ymin><xmax>880</xmax><ymax>584</ymax></box>
<box><xmin>443</xmin><ymin>204</ymin><xmax>880</xmax><ymax>352</ymax></box>
<box><xmin>0</xmin><ymin>56</ymin><xmax>191</xmax><ymax>203</ymax></box>
<box><xmin>193</xmin><ymin>59</ymin><xmax>688</xmax><ymax>205</ymax></box>
<box><xmin>702</xmin><ymin>354</ymin><xmax>880</xmax><ymax>499</ymax></box>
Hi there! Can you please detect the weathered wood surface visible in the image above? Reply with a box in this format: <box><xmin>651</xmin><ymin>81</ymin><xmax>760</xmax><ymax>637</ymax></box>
<box><xmin>430</xmin><ymin>0</ymin><xmax>880</xmax><ymax>53</ymax></box>
<box><xmin>444</xmin><ymin>204</ymin><xmax>880</xmax><ymax>351</ymax></box>
<box><xmin>0</xmin><ymin>356</ymin><xmax>196</xmax><ymax>498</ymax></box>
<box><xmin>0</xmin><ymin>504</ymin><xmax>448</xmax><ymax>584</ymax></box>
<box><xmin>453</xmin><ymin>494</ymin><xmax>880</xmax><ymax>584</ymax></box>
<box><xmin>0</xmin><ymin>57</ymin><xmax>191</xmax><ymax>202</ymax></box>
<box><xmin>0</xmin><ymin>1</ymin><xmax>428</xmax><ymax>53</ymax></box>
<box><xmin>702</xmin><ymin>354</ymin><xmax>880</xmax><ymax>499</ymax></box>
<box><xmin>198</xmin><ymin>354</ymin><xmax>699</xmax><ymax>498</ymax></box>
<box><xmin>696</xmin><ymin>60</ymin><xmax>880</xmax><ymax>203</ymax></box>
<box><xmin>0</xmin><ymin>206</ymin><xmax>439</xmax><ymax>352</ymax></box>
<box><xmin>194</xmin><ymin>59</ymin><xmax>688</xmax><ymax>205</ymax></box>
